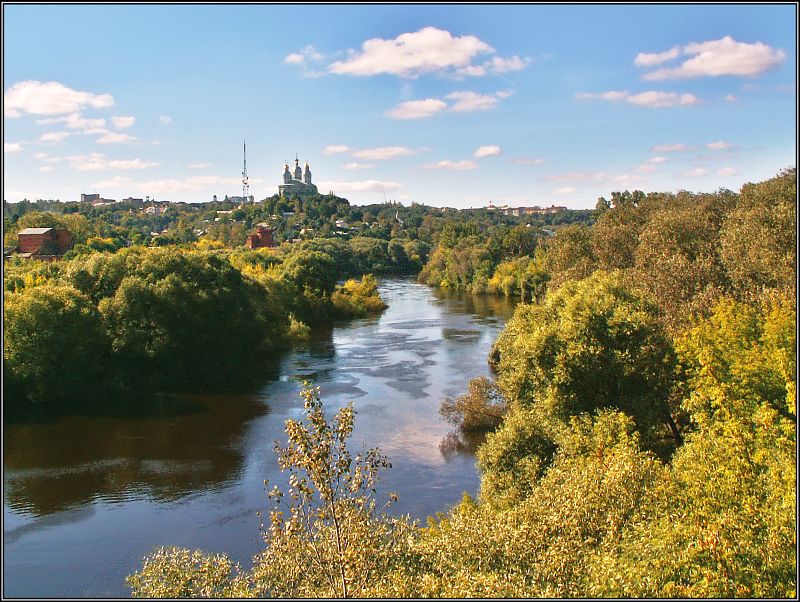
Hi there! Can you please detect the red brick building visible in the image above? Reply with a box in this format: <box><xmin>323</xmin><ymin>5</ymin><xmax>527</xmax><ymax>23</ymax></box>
<box><xmin>245</xmin><ymin>225</ymin><xmax>275</xmax><ymax>249</ymax></box>
<box><xmin>17</xmin><ymin>227</ymin><xmax>74</xmax><ymax>259</ymax></box>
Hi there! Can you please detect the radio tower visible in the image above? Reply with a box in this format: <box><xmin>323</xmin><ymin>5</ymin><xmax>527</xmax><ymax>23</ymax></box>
<box><xmin>241</xmin><ymin>139</ymin><xmax>249</xmax><ymax>205</ymax></box>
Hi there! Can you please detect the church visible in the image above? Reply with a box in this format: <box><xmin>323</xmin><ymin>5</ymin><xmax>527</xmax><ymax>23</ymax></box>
<box><xmin>279</xmin><ymin>157</ymin><xmax>318</xmax><ymax>198</ymax></box>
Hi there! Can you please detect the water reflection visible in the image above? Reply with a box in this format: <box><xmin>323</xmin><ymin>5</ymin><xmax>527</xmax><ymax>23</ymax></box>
<box><xmin>439</xmin><ymin>429</ymin><xmax>489</xmax><ymax>461</ymax></box>
<box><xmin>4</xmin><ymin>393</ymin><xmax>269</xmax><ymax>516</ymax></box>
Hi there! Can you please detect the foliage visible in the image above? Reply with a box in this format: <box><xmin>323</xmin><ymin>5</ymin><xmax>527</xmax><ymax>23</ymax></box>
<box><xmin>491</xmin><ymin>270</ymin><xmax>680</xmax><ymax>443</ymax></box>
<box><xmin>440</xmin><ymin>377</ymin><xmax>507</xmax><ymax>433</ymax></box>
<box><xmin>720</xmin><ymin>167</ymin><xmax>796</xmax><ymax>299</ymax></box>
<box><xmin>3</xmin><ymin>284</ymin><xmax>110</xmax><ymax>403</ymax></box>
<box><xmin>331</xmin><ymin>274</ymin><xmax>388</xmax><ymax>319</ymax></box>
<box><xmin>127</xmin><ymin>548</ymin><xmax>251</xmax><ymax>598</ymax></box>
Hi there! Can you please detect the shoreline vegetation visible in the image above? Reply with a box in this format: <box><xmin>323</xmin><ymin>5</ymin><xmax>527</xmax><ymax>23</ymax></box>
<box><xmin>3</xmin><ymin>169</ymin><xmax>796</xmax><ymax>597</ymax></box>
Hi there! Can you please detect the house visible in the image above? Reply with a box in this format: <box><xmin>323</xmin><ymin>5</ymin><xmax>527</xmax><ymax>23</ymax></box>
<box><xmin>245</xmin><ymin>225</ymin><xmax>275</xmax><ymax>249</ymax></box>
<box><xmin>16</xmin><ymin>227</ymin><xmax>74</xmax><ymax>260</ymax></box>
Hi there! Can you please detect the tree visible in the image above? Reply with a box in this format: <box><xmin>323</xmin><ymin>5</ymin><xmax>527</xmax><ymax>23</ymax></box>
<box><xmin>720</xmin><ymin>168</ymin><xmax>796</xmax><ymax>299</ymax></box>
<box><xmin>491</xmin><ymin>270</ymin><xmax>681</xmax><ymax>445</ymax></box>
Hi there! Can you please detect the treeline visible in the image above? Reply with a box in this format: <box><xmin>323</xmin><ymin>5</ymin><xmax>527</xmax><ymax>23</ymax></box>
<box><xmin>128</xmin><ymin>169</ymin><xmax>795</xmax><ymax>598</ymax></box>
<box><xmin>3</xmin><ymin>240</ymin><xmax>396</xmax><ymax>408</ymax></box>
<box><xmin>419</xmin><ymin>169</ymin><xmax>795</xmax><ymax>328</ymax></box>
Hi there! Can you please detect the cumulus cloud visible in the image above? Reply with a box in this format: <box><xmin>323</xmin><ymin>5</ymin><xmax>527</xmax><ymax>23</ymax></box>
<box><xmin>706</xmin><ymin>140</ymin><xmax>732</xmax><ymax>150</ymax></box>
<box><xmin>316</xmin><ymin>179</ymin><xmax>402</xmax><ymax>192</ymax></box>
<box><xmin>112</xmin><ymin>115</ymin><xmax>135</xmax><ymax>129</ymax></box>
<box><xmin>423</xmin><ymin>159</ymin><xmax>479</xmax><ymax>170</ymax></box>
<box><xmin>577</xmin><ymin>90</ymin><xmax>698</xmax><ymax>108</ymax></box>
<box><xmin>66</xmin><ymin>153</ymin><xmax>158</xmax><ymax>171</ymax></box>
<box><xmin>284</xmin><ymin>45</ymin><xmax>324</xmax><ymax>65</ymax></box>
<box><xmin>385</xmin><ymin>98</ymin><xmax>448</xmax><ymax>119</ymax></box>
<box><xmin>724</xmin><ymin>94</ymin><xmax>737</xmax><ymax>102</ymax></box>
<box><xmin>4</xmin><ymin>80</ymin><xmax>113</xmax><ymax>117</ymax></box>
<box><xmin>546</xmin><ymin>171</ymin><xmax>608</xmax><ymax>183</ymax></box>
<box><xmin>4</xmin><ymin>142</ymin><xmax>23</xmax><ymax>154</ymax></box>
<box><xmin>343</xmin><ymin>162</ymin><xmax>374</xmax><ymax>170</ymax></box>
<box><xmin>446</xmin><ymin>90</ymin><xmax>510</xmax><ymax>112</ymax></box>
<box><xmin>474</xmin><ymin>145</ymin><xmax>502</xmax><ymax>158</ymax></box>
<box><xmin>328</xmin><ymin>27</ymin><xmax>494</xmax><ymax>78</ymax></box>
<box><xmin>38</xmin><ymin>166</ymin><xmax>55</xmax><ymax>173</ymax></box>
<box><xmin>352</xmin><ymin>146</ymin><xmax>417</xmax><ymax>160</ymax></box>
<box><xmin>36</xmin><ymin>112</ymin><xmax>107</xmax><ymax>131</ymax></box>
<box><xmin>554</xmin><ymin>187</ymin><xmax>577</xmax><ymax>194</ymax></box>
<box><xmin>648</xmin><ymin>156</ymin><xmax>668</xmax><ymax>163</ymax></box>
<box><xmin>323</xmin><ymin>145</ymin><xmax>353</xmax><ymax>154</ymax></box>
<box><xmin>634</xmin><ymin>46</ymin><xmax>681</xmax><ymax>67</ymax></box>
<box><xmin>682</xmin><ymin>167</ymin><xmax>708</xmax><ymax>177</ymax></box>
<box><xmin>95</xmin><ymin>175</ymin><xmax>134</xmax><ymax>188</ymax></box>
<box><xmin>642</xmin><ymin>36</ymin><xmax>785</xmax><ymax>81</ymax></box>
<box><xmin>512</xmin><ymin>157</ymin><xmax>545</xmax><ymax>165</ymax></box>
<box><xmin>97</xmin><ymin>132</ymin><xmax>136</xmax><ymax>144</ymax></box>
<box><xmin>159</xmin><ymin>115</ymin><xmax>172</xmax><ymax>125</ymax></box>
<box><xmin>717</xmin><ymin>167</ymin><xmax>737</xmax><ymax>177</ymax></box>
<box><xmin>38</xmin><ymin>131</ymin><xmax>71</xmax><ymax>144</ymax></box>
<box><xmin>189</xmin><ymin>162</ymin><xmax>211</xmax><ymax>169</ymax></box>
<box><xmin>650</xmin><ymin>143</ymin><xmax>693</xmax><ymax>152</ymax></box>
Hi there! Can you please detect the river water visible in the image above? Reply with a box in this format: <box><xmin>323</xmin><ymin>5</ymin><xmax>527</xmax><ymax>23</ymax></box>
<box><xmin>3</xmin><ymin>278</ymin><xmax>517</xmax><ymax>597</ymax></box>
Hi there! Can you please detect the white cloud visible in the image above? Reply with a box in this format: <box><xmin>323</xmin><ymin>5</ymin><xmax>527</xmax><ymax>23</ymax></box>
<box><xmin>717</xmin><ymin>167</ymin><xmax>737</xmax><ymax>177</ymax></box>
<box><xmin>343</xmin><ymin>162</ymin><xmax>374</xmax><ymax>170</ymax></box>
<box><xmin>284</xmin><ymin>45</ymin><xmax>324</xmax><ymax>65</ymax></box>
<box><xmin>546</xmin><ymin>171</ymin><xmax>608</xmax><ymax>183</ymax></box>
<box><xmin>385</xmin><ymin>98</ymin><xmax>447</xmax><ymax>120</ymax></box>
<box><xmin>97</xmin><ymin>132</ymin><xmax>136</xmax><ymax>144</ymax></box>
<box><xmin>651</xmin><ymin>143</ymin><xmax>693</xmax><ymax>152</ymax></box>
<box><xmin>66</xmin><ymin>153</ymin><xmax>158</xmax><ymax>171</ymax></box>
<box><xmin>328</xmin><ymin>27</ymin><xmax>494</xmax><ymax>78</ymax></box>
<box><xmin>36</xmin><ymin>112</ymin><xmax>107</xmax><ymax>131</ymax></box>
<box><xmin>575</xmin><ymin>90</ymin><xmax>630</xmax><ymax>102</ymax></box>
<box><xmin>316</xmin><ymin>179</ymin><xmax>402</xmax><ymax>192</ymax></box>
<box><xmin>352</xmin><ymin>146</ymin><xmax>417</xmax><ymax>160</ymax></box>
<box><xmin>634</xmin><ymin>46</ymin><xmax>681</xmax><ymax>67</ymax></box>
<box><xmin>108</xmin><ymin>158</ymin><xmax>158</xmax><ymax>170</ymax></box>
<box><xmin>38</xmin><ymin>131</ymin><xmax>71</xmax><ymax>144</ymax></box>
<box><xmin>38</xmin><ymin>166</ymin><xmax>55</xmax><ymax>173</ymax></box>
<box><xmin>627</xmin><ymin>91</ymin><xmax>697</xmax><ymax>108</ymax></box>
<box><xmin>724</xmin><ymin>94</ymin><xmax>737</xmax><ymax>102</ymax></box>
<box><xmin>484</xmin><ymin>55</ymin><xmax>528</xmax><ymax>73</ymax></box>
<box><xmin>474</xmin><ymin>145</ymin><xmax>502</xmax><ymax>158</ymax></box>
<box><xmin>4</xmin><ymin>142</ymin><xmax>23</xmax><ymax>154</ymax></box>
<box><xmin>137</xmin><ymin>179</ymin><xmax>197</xmax><ymax>193</ymax></box>
<box><xmin>323</xmin><ymin>145</ymin><xmax>353</xmax><ymax>155</ymax></box>
<box><xmin>95</xmin><ymin>175</ymin><xmax>134</xmax><ymax>188</ymax></box>
<box><xmin>612</xmin><ymin>173</ymin><xmax>646</xmax><ymax>186</ymax></box>
<box><xmin>648</xmin><ymin>156</ymin><xmax>668</xmax><ymax>163</ymax></box>
<box><xmin>446</xmin><ymin>90</ymin><xmax>509</xmax><ymax>112</ymax></box>
<box><xmin>112</xmin><ymin>115</ymin><xmax>135</xmax><ymax>129</ymax></box>
<box><xmin>423</xmin><ymin>159</ymin><xmax>479</xmax><ymax>170</ymax></box>
<box><xmin>512</xmin><ymin>157</ymin><xmax>545</xmax><ymax>165</ymax></box>
<box><xmin>32</xmin><ymin>152</ymin><xmax>49</xmax><ymax>160</ymax></box>
<box><xmin>554</xmin><ymin>187</ymin><xmax>577</xmax><ymax>194</ymax></box>
<box><xmin>189</xmin><ymin>162</ymin><xmax>211</xmax><ymax>169</ymax></box>
<box><xmin>456</xmin><ymin>65</ymin><xmax>487</xmax><ymax>77</ymax></box>
<box><xmin>159</xmin><ymin>115</ymin><xmax>172</xmax><ymax>125</ymax></box>
<box><xmin>637</xmin><ymin>164</ymin><xmax>658</xmax><ymax>173</ymax></box>
<box><xmin>577</xmin><ymin>90</ymin><xmax>698</xmax><ymax>108</ymax></box>
<box><xmin>4</xmin><ymin>80</ymin><xmax>114</xmax><ymax>117</ymax></box>
<box><xmin>643</xmin><ymin>36</ymin><xmax>785</xmax><ymax>80</ymax></box>
<box><xmin>706</xmin><ymin>140</ymin><xmax>732</xmax><ymax>150</ymax></box>
<box><xmin>682</xmin><ymin>167</ymin><xmax>708</xmax><ymax>177</ymax></box>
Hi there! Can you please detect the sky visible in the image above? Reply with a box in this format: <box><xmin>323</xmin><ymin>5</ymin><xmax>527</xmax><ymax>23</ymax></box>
<box><xmin>3</xmin><ymin>4</ymin><xmax>797</xmax><ymax>209</ymax></box>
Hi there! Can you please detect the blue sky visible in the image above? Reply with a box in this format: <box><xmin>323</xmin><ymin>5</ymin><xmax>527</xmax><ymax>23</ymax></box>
<box><xmin>3</xmin><ymin>4</ymin><xmax>796</xmax><ymax>209</ymax></box>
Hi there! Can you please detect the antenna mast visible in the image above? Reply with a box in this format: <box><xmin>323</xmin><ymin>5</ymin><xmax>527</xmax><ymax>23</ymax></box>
<box><xmin>242</xmin><ymin>139</ymin><xmax>249</xmax><ymax>204</ymax></box>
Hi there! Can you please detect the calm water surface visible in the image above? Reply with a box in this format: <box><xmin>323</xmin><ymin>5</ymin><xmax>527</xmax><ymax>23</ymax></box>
<box><xmin>3</xmin><ymin>278</ymin><xmax>517</xmax><ymax>597</ymax></box>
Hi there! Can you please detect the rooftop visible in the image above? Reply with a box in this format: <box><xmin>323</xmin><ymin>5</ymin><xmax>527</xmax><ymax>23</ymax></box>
<box><xmin>18</xmin><ymin>227</ymin><xmax>53</xmax><ymax>235</ymax></box>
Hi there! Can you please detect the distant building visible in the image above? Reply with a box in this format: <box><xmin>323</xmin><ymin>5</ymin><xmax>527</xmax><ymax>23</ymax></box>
<box><xmin>485</xmin><ymin>202</ymin><xmax>567</xmax><ymax>216</ymax></box>
<box><xmin>245</xmin><ymin>224</ymin><xmax>275</xmax><ymax>249</ymax></box>
<box><xmin>16</xmin><ymin>227</ymin><xmax>74</xmax><ymax>259</ymax></box>
<box><xmin>123</xmin><ymin>197</ymin><xmax>144</xmax><ymax>204</ymax></box>
<box><xmin>279</xmin><ymin>157</ymin><xmax>318</xmax><ymax>199</ymax></box>
<box><xmin>81</xmin><ymin>193</ymin><xmax>100</xmax><ymax>203</ymax></box>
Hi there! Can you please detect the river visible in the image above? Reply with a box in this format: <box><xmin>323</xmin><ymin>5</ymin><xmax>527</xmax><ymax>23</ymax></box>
<box><xmin>2</xmin><ymin>278</ymin><xmax>517</xmax><ymax>597</ymax></box>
